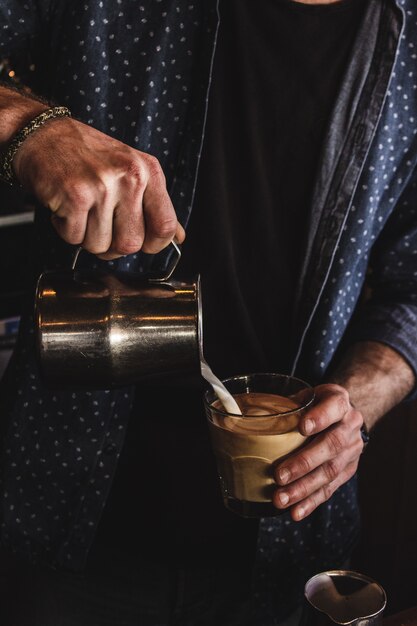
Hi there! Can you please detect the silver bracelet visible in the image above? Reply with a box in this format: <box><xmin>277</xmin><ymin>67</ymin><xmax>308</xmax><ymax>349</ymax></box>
<box><xmin>0</xmin><ymin>105</ymin><xmax>72</xmax><ymax>186</ymax></box>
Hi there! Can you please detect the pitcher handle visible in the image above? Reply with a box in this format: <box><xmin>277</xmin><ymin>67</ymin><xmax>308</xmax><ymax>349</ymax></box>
<box><xmin>71</xmin><ymin>246</ymin><xmax>83</xmax><ymax>270</ymax></box>
<box><xmin>148</xmin><ymin>240</ymin><xmax>182</xmax><ymax>283</ymax></box>
<box><xmin>71</xmin><ymin>239</ymin><xmax>182</xmax><ymax>281</ymax></box>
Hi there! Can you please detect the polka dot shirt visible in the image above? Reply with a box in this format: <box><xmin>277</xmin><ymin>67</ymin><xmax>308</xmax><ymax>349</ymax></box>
<box><xmin>0</xmin><ymin>0</ymin><xmax>416</xmax><ymax>622</ymax></box>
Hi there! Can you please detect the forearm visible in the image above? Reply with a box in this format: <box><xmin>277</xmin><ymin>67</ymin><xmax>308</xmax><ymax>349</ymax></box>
<box><xmin>0</xmin><ymin>85</ymin><xmax>47</xmax><ymax>146</ymax></box>
<box><xmin>328</xmin><ymin>340</ymin><xmax>415</xmax><ymax>431</ymax></box>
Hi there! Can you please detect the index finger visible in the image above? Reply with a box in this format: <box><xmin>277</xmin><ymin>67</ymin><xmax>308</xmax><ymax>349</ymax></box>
<box><xmin>274</xmin><ymin>421</ymin><xmax>356</xmax><ymax>487</ymax></box>
<box><xmin>141</xmin><ymin>163</ymin><xmax>179</xmax><ymax>254</ymax></box>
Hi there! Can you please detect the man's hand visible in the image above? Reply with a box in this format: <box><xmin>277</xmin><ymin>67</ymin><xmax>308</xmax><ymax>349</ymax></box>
<box><xmin>273</xmin><ymin>384</ymin><xmax>363</xmax><ymax>521</ymax></box>
<box><xmin>273</xmin><ymin>341</ymin><xmax>415</xmax><ymax>521</ymax></box>
<box><xmin>13</xmin><ymin>113</ymin><xmax>185</xmax><ymax>259</ymax></box>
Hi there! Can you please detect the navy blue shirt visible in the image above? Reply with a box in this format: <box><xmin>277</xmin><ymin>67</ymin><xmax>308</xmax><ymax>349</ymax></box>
<box><xmin>0</xmin><ymin>0</ymin><xmax>417</xmax><ymax>623</ymax></box>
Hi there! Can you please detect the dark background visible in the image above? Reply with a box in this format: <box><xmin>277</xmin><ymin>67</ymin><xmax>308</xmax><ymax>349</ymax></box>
<box><xmin>0</xmin><ymin>183</ymin><xmax>35</xmax><ymax>369</ymax></box>
<box><xmin>353</xmin><ymin>402</ymin><xmax>417</xmax><ymax>615</ymax></box>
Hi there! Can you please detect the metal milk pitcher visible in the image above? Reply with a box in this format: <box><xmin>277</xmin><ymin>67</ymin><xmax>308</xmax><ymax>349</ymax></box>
<box><xmin>303</xmin><ymin>570</ymin><xmax>387</xmax><ymax>626</ymax></box>
<box><xmin>35</xmin><ymin>242</ymin><xmax>202</xmax><ymax>388</ymax></box>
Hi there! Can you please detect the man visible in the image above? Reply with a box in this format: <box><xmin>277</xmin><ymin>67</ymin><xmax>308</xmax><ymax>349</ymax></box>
<box><xmin>0</xmin><ymin>0</ymin><xmax>416</xmax><ymax>624</ymax></box>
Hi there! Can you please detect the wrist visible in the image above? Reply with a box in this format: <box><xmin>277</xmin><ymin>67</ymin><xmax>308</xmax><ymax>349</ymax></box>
<box><xmin>327</xmin><ymin>340</ymin><xmax>415</xmax><ymax>430</ymax></box>
<box><xmin>0</xmin><ymin>87</ymin><xmax>49</xmax><ymax>145</ymax></box>
<box><xmin>0</xmin><ymin>106</ymin><xmax>72</xmax><ymax>186</ymax></box>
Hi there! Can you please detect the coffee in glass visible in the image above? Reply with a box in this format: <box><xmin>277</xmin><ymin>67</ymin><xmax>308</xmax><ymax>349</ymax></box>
<box><xmin>204</xmin><ymin>373</ymin><xmax>314</xmax><ymax>518</ymax></box>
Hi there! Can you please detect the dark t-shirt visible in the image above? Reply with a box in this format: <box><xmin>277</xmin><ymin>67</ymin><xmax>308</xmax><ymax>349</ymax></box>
<box><xmin>92</xmin><ymin>0</ymin><xmax>366</xmax><ymax>567</ymax></box>
<box><xmin>181</xmin><ymin>0</ymin><xmax>366</xmax><ymax>378</ymax></box>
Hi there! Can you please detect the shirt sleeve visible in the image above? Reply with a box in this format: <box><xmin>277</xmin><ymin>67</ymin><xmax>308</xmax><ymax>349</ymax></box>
<box><xmin>0</xmin><ymin>1</ymin><xmax>52</xmax><ymax>59</ymax></box>
<box><xmin>347</xmin><ymin>170</ymin><xmax>417</xmax><ymax>398</ymax></box>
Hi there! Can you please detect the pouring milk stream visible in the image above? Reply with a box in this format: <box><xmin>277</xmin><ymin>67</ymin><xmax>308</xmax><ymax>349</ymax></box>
<box><xmin>200</xmin><ymin>356</ymin><xmax>242</xmax><ymax>415</ymax></box>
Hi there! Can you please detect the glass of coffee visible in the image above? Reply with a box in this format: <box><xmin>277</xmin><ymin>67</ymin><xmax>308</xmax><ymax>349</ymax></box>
<box><xmin>204</xmin><ymin>373</ymin><xmax>314</xmax><ymax>518</ymax></box>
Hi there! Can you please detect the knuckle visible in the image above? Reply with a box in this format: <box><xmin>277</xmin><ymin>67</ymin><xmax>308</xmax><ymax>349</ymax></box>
<box><xmin>64</xmin><ymin>230</ymin><xmax>84</xmax><ymax>245</ymax></box>
<box><xmin>322</xmin><ymin>483</ymin><xmax>334</xmax><ymax>502</ymax></box>
<box><xmin>93</xmin><ymin>178</ymin><xmax>108</xmax><ymax>199</ymax></box>
<box><xmin>335</xmin><ymin>392</ymin><xmax>349</xmax><ymax>417</ymax></box>
<box><xmin>352</xmin><ymin>409</ymin><xmax>364</xmax><ymax>429</ymax></box>
<box><xmin>323</xmin><ymin>458</ymin><xmax>340</xmax><ymax>482</ymax></box>
<box><xmin>124</xmin><ymin>158</ymin><xmax>146</xmax><ymax>186</ymax></box>
<box><xmin>295</xmin><ymin>454</ymin><xmax>312</xmax><ymax>476</ymax></box>
<box><xmin>307</xmin><ymin>491</ymin><xmax>322</xmax><ymax>514</ymax></box>
<box><xmin>145</xmin><ymin>154</ymin><xmax>164</xmax><ymax>180</ymax></box>
<box><xmin>82</xmin><ymin>242</ymin><xmax>109</xmax><ymax>255</ymax></box>
<box><xmin>326</xmin><ymin>429</ymin><xmax>345</xmax><ymax>456</ymax></box>
<box><xmin>151</xmin><ymin>215</ymin><xmax>177</xmax><ymax>239</ymax></box>
<box><xmin>313</xmin><ymin>405</ymin><xmax>331</xmax><ymax>430</ymax></box>
<box><xmin>51</xmin><ymin>211</ymin><xmax>85</xmax><ymax>243</ymax></box>
<box><xmin>65</xmin><ymin>182</ymin><xmax>95</xmax><ymax>211</ymax></box>
<box><xmin>295</xmin><ymin>480</ymin><xmax>310</xmax><ymax>501</ymax></box>
<box><xmin>81</xmin><ymin>233</ymin><xmax>109</xmax><ymax>255</ymax></box>
<box><xmin>346</xmin><ymin>463</ymin><xmax>358</xmax><ymax>481</ymax></box>
<box><xmin>325</xmin><ymin>383</ymin><xmax>349</xmax><ymax>398</ymax></box>
<box><xmin>355</xmin><ymin>436</ymin><xmax>365</xmax><ymax>456</ymax></box>
<box><xmin>52</xmin><ymin>219</ymin><xmax>83</xmax><ymax>245</ymax></box>
<box><xmin>113</xmin><ymin>238</ymin><xmax>143</xmax><ymax>256</ymax></box>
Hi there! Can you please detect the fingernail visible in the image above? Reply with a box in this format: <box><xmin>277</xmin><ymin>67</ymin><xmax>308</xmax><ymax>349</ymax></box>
<box><xmin>278</xmin><ymin>467</ymin><xmax>291</xmax><ymax>484</ymax></box>
<box><xmin>279</xmin><ymin>492</ymin><xmax>289</xmax><ymax>506</ymax></box>
<box><xmin>304</xmin><ymin>419</ymin><xmax>314</xmax><ymax>435</ymax></box>
<box><xmin>296</xmin><ymin>506</ymin><xmax>305</xmax><ymax>520</ymax></box>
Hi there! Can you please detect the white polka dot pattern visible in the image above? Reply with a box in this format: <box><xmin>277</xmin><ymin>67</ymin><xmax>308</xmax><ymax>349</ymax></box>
<box><xmin>0</xmin><ymin>0</ymin><xmax>219</xmax><ymax>572</ymax></box>
<box><xmin>1</xmin><ymin>1</ymin><xmax>417</xmax><ymax>622</ymax></box>
<box><xmin>293</xmin><ymin>0</ymin><xmax>417</xmax><ymax>389</ymax></box>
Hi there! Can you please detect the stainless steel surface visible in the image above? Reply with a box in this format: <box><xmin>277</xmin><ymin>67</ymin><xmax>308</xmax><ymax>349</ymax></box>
<box><xmin>35</xmin><ymin>268</ymin><xmax>201</xmax><ymax>388</ymax></box>
<box><xmin>304</xmin><ymin>570</ymin><xmax>387</xmax><ymax>626</ymax></box>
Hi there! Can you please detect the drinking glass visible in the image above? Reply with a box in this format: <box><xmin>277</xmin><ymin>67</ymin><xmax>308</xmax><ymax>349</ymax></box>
<box><xmin>204</xmin><ymin>373</ymin><xmax>314</xmax><ymax>518</ymax></box>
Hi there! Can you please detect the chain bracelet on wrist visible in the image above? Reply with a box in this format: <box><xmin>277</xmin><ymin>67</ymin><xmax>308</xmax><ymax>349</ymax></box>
<box><xmin>0</xmin><ymin>106</ymin><xmax>72</xmax><ymax>186</ymax></box>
